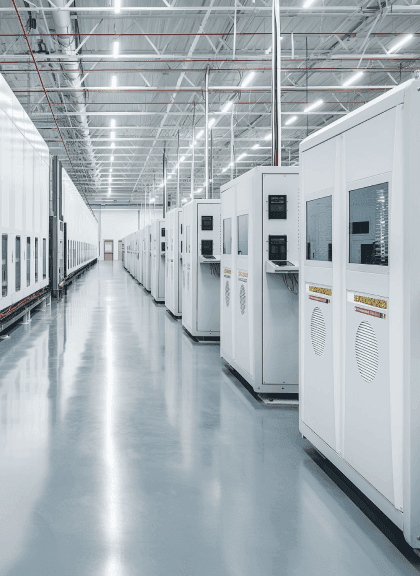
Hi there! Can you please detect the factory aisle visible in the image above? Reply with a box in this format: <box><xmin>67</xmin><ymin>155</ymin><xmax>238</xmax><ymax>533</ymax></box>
<box><xmin>0</xmin><ymin>261</ymin><xmax>419</xmax><ymax>576</ymax></box>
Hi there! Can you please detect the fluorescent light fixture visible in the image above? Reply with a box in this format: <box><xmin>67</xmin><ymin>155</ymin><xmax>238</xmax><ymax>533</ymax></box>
<box><xmin>115</xmin><ymin>0</ymin><xmax>121</xmax><ymax>13</ymax></box>
<box><xmin>196</xmin><ymin>188</ymin><xmax>203</xmax><ymax>194</ymax></box>
<box><xmin>180</xmin><ymin>156</ymin><xmax>186</xmax><ymax>162</ymax></box>
<box><xmin>167</xmin><ymin>175</ymin><xmax>172</xmax><ymax>180</ymax></box>
<box><xmin>113</xmin><ymin>41</ymin><xmax>119</xmax><ymax>58</ymax></box>
<box><xmin>285</xmin><ymin>115</ymin><xmax>297</xmax><ymax>125</ymax></box>
<box><xmin>111</xmin><ymin>142</ymin><xmax>115</xmax><ymax>148</ymax></box>
<box><xmin>150</xmin><ymin>198</ymin><xmax>155</xmax><ymax>203</ymax></box>
<box><xmin>252</xmin><ymin>144</ymin><xmax>260</xmax><ymax>149</ymax></box>
<box><xmin>222</xmin><ymin>167</ymin><xmax>228</xmax><ymax>173</ymax></box>
<box><xmin>342</xmin><ymin>71</ymin><xmax>364</xmax><ymax>87</ymax></box>
<box><xmin>110</xmin><ymin>119</ymin><xmax>115</xmax><ymax>128</ymax></box>
<box><xmin>110</xmin><ymin>131</ymin><xmax>116</xmax><ymax>140</ymax></box>
<box><xmin>265</xmin><ymin>46</ymin><xmax>272</xmax><ymax>55</ymax></box>
<box><xmin>110</xmin><ymin>155</ymin><xmax>114</xmax><ymax>162</ymax></box>
<box><xmin>108</xmin><ymin>187</ymin><xmax>111</xmax><ymax>194</ymax></box>
<box><xmin>110</xmin><ymin>168</ymin><xmax>113</xmax><ymax>173</ymax></box>
<box><xmin>237</xmin><ymin>153</ymin><xmax>247</xmax><ymax>161</ymax></box>
<box><xmin>209</xmin><ymin>118</ymin><xmax>215</xmax><ymax>128</ymax></box>
<box><xmin>182</xmin><ymin>198</ymin><xmax>187</xmax><ymax>203</ymax></box>
<box><xmin>303</xmin><ymin>0</ymin><xmax>316</xmax><ymax>7</ymax></box>
<box><xmin>241</xmin><ymin>72</ymin><xmax>255</xmax><ymax>88</ymax></box>
<box><xmin>304</xmin><ymin>99</ymin><xmax>323</xmax><ymax>113</ymax></box>
<box><xmin>196</xmin><ymin>130</ymin><xmax>204</xmax><ymax>139</ymax></box>
<box><xmin>388</xmin><ymin>34</ymin><xmax>413</xmax><ymax>54</ymax></box>
<box><xmin>264</xmin><ymin>133</ymin><xmax>272</xmax><ymax>140</ymax></box>
<box><xmin>111</xmin><ymin>76</ymin><xmax>117</xmax><ymax>88</ymax></box>
<box><xmin>222</xmin><ymin>101</ymin><xmax>233</xmax><ymax>114</ymax></box>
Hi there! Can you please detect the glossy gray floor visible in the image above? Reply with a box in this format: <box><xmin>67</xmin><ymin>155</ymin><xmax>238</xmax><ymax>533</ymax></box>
<box><xmin>0</xmin><ymin>262</ymin><xmax>419</xmax><ymax>576</ymax></box>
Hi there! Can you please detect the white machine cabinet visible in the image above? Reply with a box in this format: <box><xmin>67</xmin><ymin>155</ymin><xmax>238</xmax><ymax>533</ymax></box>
<box><xmin>182</xmin><ymin>199</ymin><xmax>221</xmax><ymax>339</ymax></box>
<box><xmin>299</xmin><ymin>78</ymin><xmax>420</xmax><ymax>548</ymax></box>
<box><xmin>151</xmin><ymin>218</ymin><xmax>165</xmax><ymax>303</ymax></box>
<box><xmin>220</xmin><ymin>166</ymin><xmax>299</xmax><ymax>394</ymax></box>
<box><xmin>143</xmin><ymin>224</ymin><xmax>152</xmax><ymax>292</ymax></box>
<box><xmin>165</xmin><ymin>208</ymin><xmax>183</xmax><ymax>317</ymax></box>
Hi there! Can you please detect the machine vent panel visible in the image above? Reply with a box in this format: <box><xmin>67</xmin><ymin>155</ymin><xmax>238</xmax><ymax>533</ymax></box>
<box><xmin>310</xmin><ymin>307</ymin><xmax>326</xmax><ymax>356</ymax></box>
<box><xmin>355</xmin><ymin>321</ymin><xmax>379</xmax><ymax>382</ymax></box>
<box><xmin>239</xmin><ymin>283</ymin><xmax>246</xmax><ymax>315</ymax></box>
<box><xmin>225</xmin><ymin>279</ymin><xmax>230</xmax><ymax>308</ymax></box>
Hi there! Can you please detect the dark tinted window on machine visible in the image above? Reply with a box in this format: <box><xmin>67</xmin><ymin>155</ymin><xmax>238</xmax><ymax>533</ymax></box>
<box><xmin>349</xmin><ymin>183</ymin><xmax>388</xmax><ymax>266</ymax></box>
<box><xmin>306</xmin><ymin>196</ymin><xmax>332</xmax><ymax>262</ymax></box>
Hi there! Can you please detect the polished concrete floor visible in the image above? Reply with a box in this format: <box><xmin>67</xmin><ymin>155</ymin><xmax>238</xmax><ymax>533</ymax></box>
<box><xmin>0</xmin><ymin>261</ymin><xmax>419</xmax><ymax>576</ymax></box>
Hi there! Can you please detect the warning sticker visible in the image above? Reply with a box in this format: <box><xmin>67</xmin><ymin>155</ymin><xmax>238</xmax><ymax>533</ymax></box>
<box><xmin>238</xmin><ymin>270</ymin><xmax>248</xmax><ymax>283</ymax></box>
<box><xmin>354</xmin><ymin>294</ymin><xmax>387</xmax><ymax>310</ymax></box>
<box><xmin>309</xmin><ymin>285</ymin><xmax>332</xmax><ymax>297</ymax></box>
<box><xmin>224</xmin><ymin>267</ymin><xmax>231</xmax><ymax>276</ymax></box>
<box><xmin>309</xmin><ymin>295</ymin><xmax>330</xmax><ymax>305</ymax></box>
<box><xmin>355</xmin><ymin>306</ymin><xmax>387</xmax><ymax>320</ymax></box>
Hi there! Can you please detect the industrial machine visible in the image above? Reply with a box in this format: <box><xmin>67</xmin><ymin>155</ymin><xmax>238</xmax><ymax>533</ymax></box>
<box><xmin>182</xmin><ymin>199</ymin><xmax>221</xmax><ymax>339</ymax></box>
<box><xmin>143</xmin><ymin>224</ymin><xmax>152</xmax><ymax>292</ymax></box>
<box><xmin>299</xmin><ymin>78</ymin><xmax>420</xmax><ymax>548</ymax></box>
<box><xmin>151</xmin><ymin>218</ymin><xmax>166</xmax><ymax>303</ymax></box>
<box><xmin>165</xmin><ymin>208</ymin><xmax>183</xmax><ymax>318</ymax></box>
<box><xmin>220</xmin><ymin>166</ymin><xmax>299</xmax><ymax>394</ymax></box>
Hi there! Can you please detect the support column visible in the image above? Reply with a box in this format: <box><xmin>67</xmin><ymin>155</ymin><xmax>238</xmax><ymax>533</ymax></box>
<box><xmin>177</xmin><ymin>130</ymin><xmax>180</xmax><ymax>207</ymax></box>
<box><xmin>163</xmin><ymin>149</ymin><xmax>167</xmax><ymax>218</ymax></box>
<box><xmin>230</xmin><ymin>108</ymin><xmax>234</xmax><ymax>180</ymax></box>
<box><xmin>272</xmin><ymin>0</ymin><xmax>281</xmax><ymax>166</ymax></box>
<box><xmin>205</xmin><ymin>68</ymin><xmax>209</xmax><ymax>198</ymax></box>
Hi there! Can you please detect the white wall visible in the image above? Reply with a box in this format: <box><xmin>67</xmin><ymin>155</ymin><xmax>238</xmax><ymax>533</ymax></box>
<box><xmin>93</xmin><ymin>207</ymin><xmax>162</xmax><ymax>260</ymax></box>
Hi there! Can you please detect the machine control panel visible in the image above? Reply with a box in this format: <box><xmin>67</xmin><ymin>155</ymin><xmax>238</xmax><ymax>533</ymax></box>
<box><xmin>201</xmin><ymin>239</ymin><xmax>213</xmax><ymax>256</ymax></box>
<box><xmin>269</xmin><ymin>235</ymin><xmax>287</xmax><ymax>261</ymax></box>
<box><xmin>201</xmin><ymin>215</ymin><xmax>213</xmax><ymax>230</ymax></box>
<box><xmin>268</xmin><ymin>195</ymin><xmax>287</xmax><ymax>220</ymax></box>
<box><xmin>161</xmin><ymin>242</ymin><xmax>166</xmax><ymax>252</ymax></box>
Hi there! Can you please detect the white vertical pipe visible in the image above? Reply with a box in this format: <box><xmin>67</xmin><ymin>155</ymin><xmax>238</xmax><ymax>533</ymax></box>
<box><xmin>177</xmin><ymin>130</ymin><xmax>180</xmax><ymax>207</ymax></box>
<box><xmin>191</xmin><ymin>107</ymin><xmax>195</xmax><ymax>197</ymax></box>
<box><xmin>205</xmin><ymin>68</ymin><xmax>209</xmax><ymax>199</ymax></box>
<box><xmin>163</xmin><ymin>150</ymin><xmax>167</xmax><ymax>218</ymax></box>
<box><xmin>230</xmin><ymin>106</ymin><xmax>234</xmax><ymax>180</ymax></box>
<box><xmin>272</xmin><ymin>0</ymin><xmax>281</xmax><ymax>166</ymax></box>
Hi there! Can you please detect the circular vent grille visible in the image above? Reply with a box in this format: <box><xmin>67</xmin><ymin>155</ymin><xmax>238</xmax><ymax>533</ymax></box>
<box><xmin>310</xmin><ymin>307</ymin><xmax>326</xmax><ymax>356</ymax></box>
<box><xmin>225</xmin><ymin>279</ymin><xmax>230</xmax><ymax>308</ymax></box>
<box><xmin>355</xmin><ymin>321</ymin><xmax>379</xmax><ymax>383</ymax></box>
<box><xmin>239</xmin><ymin>284</ymin><xmax>246</xmax><ymax>315</ymax></box>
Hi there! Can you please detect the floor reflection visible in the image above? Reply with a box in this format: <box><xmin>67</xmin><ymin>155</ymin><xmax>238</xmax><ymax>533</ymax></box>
<box><xmin>0</xmin><ymin>262</ymin><xmax>418</xmax><ymax>576</ymax></box>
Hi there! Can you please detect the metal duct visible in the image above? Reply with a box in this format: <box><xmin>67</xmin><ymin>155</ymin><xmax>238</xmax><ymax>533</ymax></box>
<box><xmin>50</xmin><ymin>1</ymin><xmax>97</xmax><ymax>181</ymax></box>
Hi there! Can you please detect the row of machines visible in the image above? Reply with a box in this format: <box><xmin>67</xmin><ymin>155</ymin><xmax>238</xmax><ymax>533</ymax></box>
<box><xmin>0</xmin><ymin>71</ymin><xmax>98</xmax><ymax>326</ymax></box>
<box><xmin>123</xmin><ymin>77</ymin><xmax>419</xmax><ymax>549</ymax></box>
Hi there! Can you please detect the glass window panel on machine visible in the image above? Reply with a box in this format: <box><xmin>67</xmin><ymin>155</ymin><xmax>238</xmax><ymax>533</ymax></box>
<box><xmin>220</xmin><ymin>166</ymin><xmax>299</xmax><ymax>395</ymax></box>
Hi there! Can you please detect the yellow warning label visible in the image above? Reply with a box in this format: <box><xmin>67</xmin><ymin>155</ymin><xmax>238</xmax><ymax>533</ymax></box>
<box><xmin>238</xmin><ymin>271</ymin><xmax>248</xmax><ymax>279</ymax></box>
<box><xmin>354</xmin><ymin>295</ymin><xmax>387</xmax><ymax>310</ymax></box>
<box><xmin>309</xmin><ymin>285</ymin><xmax>332</xmax><ymax>297</ymax></box>
<box><xmin>224</xmin><ymin>268</ymin><xmax>231</xmax><ymax>275</ymax></box>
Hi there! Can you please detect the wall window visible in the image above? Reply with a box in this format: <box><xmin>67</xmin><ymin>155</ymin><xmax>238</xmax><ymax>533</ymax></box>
<box><xmin>306</xmin><ymin>196</ymin><xmax>332</xmax><ymax>262</ymax></box>
<box><xmin>237</xmin><ymin>214</ymin><xmax>248</xmax><ymax>256</ymax></box>
<box><xmin>2</xmin><ymin>235</ymin><xmax>7</xmax><ymax>297</ymax></box>
<box><xmin>43</xmin><ymin>238</ymin><xmax>47</xmax><ymax>279</ymax></box>
<box><xmin>349</xmin><ymin>183</ymin><xmax>388</xmax><ymax>266</ymax></box>
<box><xmin>26</xmin><ymin>237</ymin><xmax>31</xmax><ymax>287</ymax></box>
<box><xmin>15</xmin><ymin>236</ymin><xmax>21</xmax><ymax>292</ymax></box>
<box><xmin>223</xmin><ymin>218</ymin><xmax>232</xmax><ymax>255</ymax></box>
<box><xmin>35</xmin><ymin>238</ymin><xmax>38</xmax><ymax>283</ymax></box>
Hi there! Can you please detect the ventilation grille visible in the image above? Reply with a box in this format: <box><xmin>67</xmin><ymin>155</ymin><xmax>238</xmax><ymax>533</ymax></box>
<box><xmin>225</xmin><ymin>279</ymin><xmax>230</xmax><ymax>308</ymax></box>
<box><xmin>310</xmin><ymin>307</ymin><xmax>326</xmax><ymax>356</ymax></box>
<box><xmin>355</xmin><ymin>321</ymin><xmax>379</xmax><ymax>382</ymax></box>
<box><xmin>239</xmin><ymin>283</ymin><xmax>246</xmax><ymax>315</ymax></box>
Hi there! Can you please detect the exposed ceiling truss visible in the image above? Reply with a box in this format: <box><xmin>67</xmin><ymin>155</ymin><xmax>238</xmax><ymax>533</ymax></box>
<box><xmin>0</xmin><ymin>0</ymin><xmax>419</xmax><ymax>208</ymax></box>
